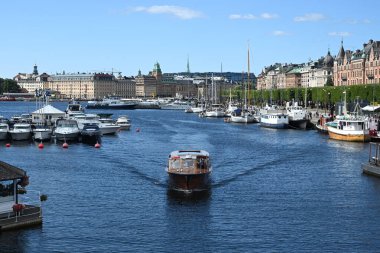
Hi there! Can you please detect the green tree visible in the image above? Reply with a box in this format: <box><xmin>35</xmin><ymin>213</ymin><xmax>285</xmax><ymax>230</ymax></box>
<box><xmin>325</xmin><ymin>76</ymin><xmax>333</xmax><ymax>86</ymax></box>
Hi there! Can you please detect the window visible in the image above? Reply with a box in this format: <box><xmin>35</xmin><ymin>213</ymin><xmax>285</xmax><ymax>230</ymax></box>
<box><xmin>0</xmin><ymin>180</ymin><xmax>15</xmax><ymax>203</ymax></box>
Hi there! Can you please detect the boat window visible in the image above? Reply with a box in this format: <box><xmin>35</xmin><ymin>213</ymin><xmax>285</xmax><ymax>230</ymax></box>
<box><xmin>171</xmin><ymin>159</ymin><xmax>180</xmax><ymax>169</ymax></box>
<box><xmin>182</xmin><ymin>159</ymin><xmax>194</xmax><ymax>168</ymax></box>
<box><xmin>0</xmin><ymin>180</ymin><xmax>15</xmax><ymax>203</ymax></box>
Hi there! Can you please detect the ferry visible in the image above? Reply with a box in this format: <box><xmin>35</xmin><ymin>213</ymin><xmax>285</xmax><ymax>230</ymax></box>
<box><xmin>86</xmin><ymin>98</ymin><xmax>138</xmax><ymax>110</ymax></box>
<box><xmin>166</xmin><ymin>150</ymin><xmax>212</xmax><ymax>192</ymax></box>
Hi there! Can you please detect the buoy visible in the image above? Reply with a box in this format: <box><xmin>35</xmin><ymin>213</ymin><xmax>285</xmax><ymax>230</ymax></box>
<box><xmin>136</xmin><ymin>128</ymin><xmax>140</xmax><ymax>132</ymax></box>
<box><xmin>62</xmin><ymin>142</ymin><xmax>69</xmax><ymax>149</ymax></box>
<box><xmin>94</xmin><ymin>142</ymin><xmax>101</xmax><ymax>148</ymax></box>
<box><xmin>38</xmin><ymin>143</ymin><xmax>44</xmax><ymax>149</ymax></box>
<box><xmin>5</xmin><ymin>143</ymin><xmax>10</xmax><ymax>148</ymax></box>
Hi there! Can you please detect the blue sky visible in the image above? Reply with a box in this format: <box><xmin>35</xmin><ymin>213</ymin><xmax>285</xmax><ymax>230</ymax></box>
<box><xmin>1</xmin><ymin>0</ymin><xmax>379</xmax><ymax>78</ymax></box>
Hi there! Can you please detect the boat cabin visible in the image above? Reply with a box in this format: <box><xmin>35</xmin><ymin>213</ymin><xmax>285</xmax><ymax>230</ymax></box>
<box><xmin>336</xmin><ymin>118</ymin><xmax>369</xmax><ymax>131</ymax></box>
<box><xmin>167</xmin><ymin>150</ymin><xmax>211</xmax><ymax>174</ymax></box>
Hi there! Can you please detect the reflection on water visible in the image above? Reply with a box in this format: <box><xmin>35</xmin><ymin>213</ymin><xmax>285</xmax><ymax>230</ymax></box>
<box><xmin>166</xmin><ymin>189</ymin><xmax>212</xmax><ymax>204</ymax></box>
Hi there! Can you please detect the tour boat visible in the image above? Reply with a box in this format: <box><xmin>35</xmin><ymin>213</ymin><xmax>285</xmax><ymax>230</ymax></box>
<box><xmin>326</xmin><ymin>116</ymin><xmax>370</xmax><ymax>142</ymax></box>
<box><xmin>260</xmin><ymin>113</ymin><xmax>289</xmax><ymax>129</ymax></box>
<box><xmin>166</xmin><ymin>150</ymin><xmax>212</xmax><ymax>192</ymax></box>
<box><xmin>9</xmin><ymin>123</ymin><xmax>32</xmax><ymax>141</ymax></box>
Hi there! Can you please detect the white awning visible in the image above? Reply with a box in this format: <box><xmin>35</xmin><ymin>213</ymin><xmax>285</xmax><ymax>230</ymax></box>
<box><xmin>362</xmin><ymin>105</ymin><xmax>380</xmax><ymax>112</ymax></box>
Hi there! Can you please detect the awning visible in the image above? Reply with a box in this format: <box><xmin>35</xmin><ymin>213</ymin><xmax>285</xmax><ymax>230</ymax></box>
<box><xmin>362</xmin><ymin>105</ymin><xmax>380</xmax><ymax>112</ymax></box>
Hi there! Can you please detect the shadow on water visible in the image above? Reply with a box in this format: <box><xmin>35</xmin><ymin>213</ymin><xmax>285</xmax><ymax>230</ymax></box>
<box><xmin>166</xmin><ymin>189</ymin><xmax>212</xmax><ymax>204</ymax></box>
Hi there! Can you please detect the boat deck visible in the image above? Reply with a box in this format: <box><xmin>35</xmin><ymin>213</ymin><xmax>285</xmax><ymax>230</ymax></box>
<box><xmin>0</xmin><ymin>205</ymin><xmax>42</xmax><ymax>231</ymax></box>
<box><xmin>166</xmin><ymin>167</ymin><xmax>211</xmax><ymax>175</ymax></box>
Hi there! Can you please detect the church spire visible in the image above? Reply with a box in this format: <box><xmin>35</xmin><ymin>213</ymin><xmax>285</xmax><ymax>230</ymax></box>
<box><xmin>186</xmin><ymin>55</ymin><xmax>190</xmax><ymax>74</ymax></box>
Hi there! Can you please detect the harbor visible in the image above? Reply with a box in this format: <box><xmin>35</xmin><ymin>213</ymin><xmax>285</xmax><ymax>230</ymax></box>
<box><xmin>0</xmin><ymin>101</ymin><xmax>380</xmax><ymax>252</ymax></box>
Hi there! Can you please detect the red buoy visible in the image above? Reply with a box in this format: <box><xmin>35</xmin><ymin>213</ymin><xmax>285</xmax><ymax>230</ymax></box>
<box><xmin>94</xmin><ymin>142</ymin><xmax>101</xmax><ymax>148</ymax></box>
<box><xmin>62</xmin><ymin>142</ymin><xmax>69</xmax><ymax>149</ymax></box>
<box><xmin>38</xmin><ymin>143</ymin><xmax>44</xmax><ymax>149</ymax></box>
<box><xmin>5</xmin><ymin>143</ymin><xmax>10</xmax><ymax>148</ymax></box>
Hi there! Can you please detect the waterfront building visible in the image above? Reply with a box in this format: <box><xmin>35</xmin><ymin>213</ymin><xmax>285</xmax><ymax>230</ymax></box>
<box><xmin>334</xmin><ymin>39</ymin><xmax>380</xmax><ymax>86</ymax></box>
<box><xmin>14</xmin><ymin>65</ymin><xmax>49</xmax><ymax>93</ymax></box>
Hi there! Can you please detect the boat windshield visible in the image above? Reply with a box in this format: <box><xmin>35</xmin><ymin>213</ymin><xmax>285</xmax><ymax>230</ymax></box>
<box><xmin>0</xmin><ymin>125</ymin><xmax>7</xmax><ymax>130</ymax></box>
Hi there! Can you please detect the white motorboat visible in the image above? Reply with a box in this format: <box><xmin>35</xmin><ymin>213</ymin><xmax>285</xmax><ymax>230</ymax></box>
<box><xmin>0</xmin><ymin>122</ymin><xmax>9</xmax><ymax>141</ymax></box>
<box><xmin>33</xmin><ymin>127</ymin><xmax>52</xmax><ymax>141</ymax></box>
<box><xmin>230</xmin><ymin>110</ymin><xmax>258</xmax><ymax>123</ymax></box>
<box><xmin>98</xmin><ymin>117</ymin><xmax>120</xmax><ymax>135</ymax></box>
<box><xmin>54</xmin><ymin>119</ymin><xmax>80</xmax><ymax>141</ymax></box>
<box><xmin>9</xmin><ymin>123</ymin><xmax>32</xmax><ymax>141</ymax></box>
<box><xmin>116</xmin><ymin>116</ymin><xmax>131</xmax><ymax>130</ymax></box>
<box><xmin>205</xmin><ymin>104</ymin><xmax>225</xmax><ymax>117</ymax></box>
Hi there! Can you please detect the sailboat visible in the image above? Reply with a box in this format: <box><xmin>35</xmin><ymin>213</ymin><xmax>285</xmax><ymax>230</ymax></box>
<box><xmin>230</xmin><ymin>45</ymin><xmax>258</xmax><ymax>123</ymax></box>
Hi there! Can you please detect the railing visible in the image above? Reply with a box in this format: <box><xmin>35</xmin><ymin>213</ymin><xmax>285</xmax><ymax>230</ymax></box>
<box><xmin>368</xmin><ymin>142</ymin><xmax>380</xmax><ymax>166</ymax></box>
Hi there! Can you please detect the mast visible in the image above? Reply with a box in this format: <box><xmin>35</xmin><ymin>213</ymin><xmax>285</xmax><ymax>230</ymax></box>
<box><xmin>247</xmin><ymin>44</ymin><xmax>251</xmax><ymax>108</ymax></box>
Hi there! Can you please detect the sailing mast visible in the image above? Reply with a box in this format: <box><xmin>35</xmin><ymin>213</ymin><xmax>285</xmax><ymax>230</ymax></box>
<box><xmin>247</xmin><ymin>44</ymin><xmax>250</xmax><ymax>108</ymax></box>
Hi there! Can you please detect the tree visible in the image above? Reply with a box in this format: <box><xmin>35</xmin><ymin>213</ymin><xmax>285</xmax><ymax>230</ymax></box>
<box><xmin>325</xmin><ymin>76</ymin><xmax>334</xmax><ymax>86</ymax></box>
<box><xmin>0</xmin><ymin>78</ymin><xmax>21</xmax><ymax>94</ymax></box>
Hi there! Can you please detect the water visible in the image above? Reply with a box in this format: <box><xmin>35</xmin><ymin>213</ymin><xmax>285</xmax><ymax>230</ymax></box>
<box><xmin>1</xmin><ymin>101</ymin><xmax>380</xmax><ymax>252</ymax></box>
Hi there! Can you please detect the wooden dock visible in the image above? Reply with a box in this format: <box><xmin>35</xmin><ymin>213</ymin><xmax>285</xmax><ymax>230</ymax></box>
<box><xmin>0</xmin><ymin>205</ymin><xmax>42</xmax><ymax>231</ymax></box>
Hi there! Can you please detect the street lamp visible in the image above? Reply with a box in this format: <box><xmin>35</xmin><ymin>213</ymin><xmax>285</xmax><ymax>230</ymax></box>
<box><xmin>343</xmin><ymin>90</ymin><xmax>347</xmax><ymax>115</ymax></box>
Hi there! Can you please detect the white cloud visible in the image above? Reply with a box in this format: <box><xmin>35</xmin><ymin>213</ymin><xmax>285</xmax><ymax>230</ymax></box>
<box><xmin>261</xmin><ymin>13</ymin><xmax>278</xmax><ymax>19</ymax></box>
<box><xmin>328</xmin><ymin>32</ymin><xmax>351</xmax><ymax>37</ymax></box>
<box><xmin>273</xmin><ymin>30</ymin><xmax>289</xmax><ymax>36</ymax></box>
<box><xmin>229</xmin><ymin>14</ymin><xmax>257</xmax><ymax>20</ymax></box>
<box><xmin>132</xmin><ymin>5</ymin><xmax>203</xmax><ymax>20</ymax></box>
<box><xmin>294</xmin><ymin>13</ymin><xmax>325</xmax><ymax>22</ymax></box>
<box><xmin>229</xmin><ymin>13</ymin><xmax>278</xmax><ymax>20</ymax></box>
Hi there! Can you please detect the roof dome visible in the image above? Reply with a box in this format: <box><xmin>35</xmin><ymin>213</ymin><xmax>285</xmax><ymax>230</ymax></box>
<box><xmin>324</xmin><ymin>50</ymin><xmax>334</xmax><ymax>67</ymax></box>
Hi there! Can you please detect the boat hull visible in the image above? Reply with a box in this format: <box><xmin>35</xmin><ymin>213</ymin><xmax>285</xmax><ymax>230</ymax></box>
<box><xmin>289</xmin><ymin>119</ymin><xmax>308</xmax><ymax>130</ymax></box>
<box><xmin>33</xmin><ymin>129</ymin><xmax>52</xmax><ymax>141</ymax></box>
<box><xmin>328</xmin><ymin>127</ymin><xmax>370</xmax><ymax>142</ymax></box>
<box><xmin>10</xmin><ymin>132</ymin><xmax>31</xmax><ymax>141</ymax></box>
<box><xmin>0</xmin><ymin>131</ymin><xmax>8</xmax><ymax>141</ymax></box>
<box><xmin>81</xmin><ymin>132</ymin><xmax>101</xmax><ymax>145</ymax></box>
<box><xmin>54</xmin><ymin>132</ymin><xmax>80</xmax><ymax>141</ymax></box>
<box><xmin>260</xmin><ymin>122</ymin><xmax>288</xmax><ymax>129</ymax></box>
<box><xmin>230</xmin><ymin>115</ymin><xmax>258</xmax><ymax>123</ymax></box>
<box><xmin>167</xmin><ymin>172</ymin><xmax>211</xmax><ymax>192</ymax></box>
<box><xmin>86</xmin><ymin>104</ymin><xmax>137</xmax><ymax>110</ymax></box>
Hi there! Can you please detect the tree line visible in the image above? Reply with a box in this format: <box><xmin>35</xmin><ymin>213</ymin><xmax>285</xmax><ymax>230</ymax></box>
<box><xmin>224</xmin><ymin>84</ymin><xmax>380</xmax><ymax>107</ymax></box>
<box><xmin>0</xmin><ymin>78</ymin><xmax>22</xmax><ymax>94</ymax></box>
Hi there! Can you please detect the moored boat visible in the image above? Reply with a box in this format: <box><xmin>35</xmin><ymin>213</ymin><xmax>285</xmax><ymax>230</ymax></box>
<box><xmin>32</xmin><ymin>127</ymin><xmax>52</xmax><ymax>141</ymax></box>
<box><xmin>327</xmin><ymin>116</ymin><xmax>370</xmax><ymax>142</ymax></box>
<box><xmin>9</xmin><ymin>123</ymin><xmax>32</xmax><ymax>141</ymax></box>
<box><xmin>115</xmin><ymin>116</ymin><xmax>131</xmax><ymax>130</ymax></box>
<box><xmin>81</xmin><ymin>123</ymin><xmax>101</xmax><ymax>145</ymax></box>
<box><xmin>53</xmin><ymin>119</ymin><xmax>80</xmax><ymax>141</ymax></box>
<box><xmin>0</xmin><ymin>122</ymin><xmax>9</xmax><ymax>141</ymax></box>
<box><xmin>260</xmin><ymin>113</ymin><xmax>289</xmax><ymax>129</ymax></box>
<box><xmin>166</xmin><ymin>150</ymin><xmax>212</xmax><ymax>192</ymax></box>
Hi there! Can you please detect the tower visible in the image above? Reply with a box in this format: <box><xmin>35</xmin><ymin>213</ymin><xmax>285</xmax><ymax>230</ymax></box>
<box><xmin>187</xmin><ymin>56</ymin><xmax>190</xmax><ymax>74</ymax></box>
<box><xmin>33</xmin><ymin>64</ymin><xmax>38</xmax><ymax>75</ymax></box>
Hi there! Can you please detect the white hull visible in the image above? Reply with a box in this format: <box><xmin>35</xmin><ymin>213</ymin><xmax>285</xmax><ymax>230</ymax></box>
<box><xmin>10</xmin><ymin>131</ymin><xmax>31</xmax><ymax>141</ymax></box>
<box><xmin>0</xmin><ymin>131</ymin><xmax>8</xmax><ymax>141</ymax></box>
<box><xmin>116</xmin><ymin>123</ymin><xmax>131</xmax><ymax>130</ymax></box>
<box><xmin>205</xmin><ymin>110</ymin><xmax>225</xmax><ymax>117</ymax></box>
<box><xmin>190</xmin><ymin>107</ymin><xmax>205</xmax><ymax>113</ymax></box>
<box><xmin>54</xmin><ymin>131</ymin><xmax>80</xmax><ymax>141</ymax></box>
<box><xmin>99</xmin><ymin>125</ymin><xmax>120</xmax><ymax>135</ymax></box>
<box><xmin>230</xmin><ymin>115</ymin><xmax>258</xmax><ymax>123</ymax></box>
<box><xmin>33</xmin><ymin>129</ymin><xmax>52</xmax><ymax>141</ymax></box>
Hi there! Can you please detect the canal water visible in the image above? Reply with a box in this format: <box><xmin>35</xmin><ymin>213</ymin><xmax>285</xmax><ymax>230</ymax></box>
<box><xmin>1</xmin><ymin>102</ymin><xmax>380</xmax><ymax>252</ymax></box>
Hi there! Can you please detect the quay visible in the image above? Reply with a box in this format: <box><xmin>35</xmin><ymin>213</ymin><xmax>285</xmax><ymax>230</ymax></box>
<box><xmin>0</xmin><ymin>161</ymin><xmax>42</xmax><ymax>231</ymax></box>
<box><xmin>362</xmin><ymin>142</ymin><xmax>380</xmax><ymax>177</ymax></box>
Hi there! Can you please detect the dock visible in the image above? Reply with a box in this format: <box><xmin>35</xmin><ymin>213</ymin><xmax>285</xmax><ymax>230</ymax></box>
<box><xmin>362</xmin><ymin>142</ymin><xmax>380</xmax><ymax>177</ymax></box>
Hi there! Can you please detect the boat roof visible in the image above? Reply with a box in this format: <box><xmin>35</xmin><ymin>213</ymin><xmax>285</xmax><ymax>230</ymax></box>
<box><xmin>169</xmin><ymin>150</ymin><xmax>209</xmax><ymax>158</ymax></box>
<box><xmin>32</xmin><ymin>105</ymin><xmax>65</xmax><ymax>115</ymax></box>
<box><xmin>0</xmin><ymin>160</ymin><xmax>26</xmax><ymax>181</ymax></box>
<box><xmin>362</xmin><ymin>105</ymin><xmax>380</xmax><ymax>112</ymax></box>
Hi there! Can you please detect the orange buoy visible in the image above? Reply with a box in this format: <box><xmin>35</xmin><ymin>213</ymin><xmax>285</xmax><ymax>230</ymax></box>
<box><xmin>62</xmin><ymin>142</ymin><xmax>69</xmax><ymax>148</ymax></box>
<box><xmin>94</xmin><ymin>142</ymin><xmax>101</xmax><ymax>148</ymax></box>
<box><xmin>38</xmin><ymin>143</ymin><xmax>44</xmax><ymax>149</ymax></box>
<box><xmin>5</xmin><ymin>143</ymin><xmax>10</xmax><ymax>148</ymax></box>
